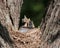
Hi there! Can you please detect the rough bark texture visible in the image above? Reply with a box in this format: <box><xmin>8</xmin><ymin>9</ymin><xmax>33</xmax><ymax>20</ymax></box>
<box><xmin>0</xmin><ymin>23</ymin><xmax>13</xmax><ymax>48</ymax></box>
<box><xmin>0</xmin><ymin>0</ymin><xmax>23</xmax><ymax>48</ymax></box>
<box><xmin>40</xmin><ymin>0</ymin><xmax>60</xmax><ymax>48</ymax></box>
<box><xmin>0</xmin><ymin>0</ymin><xmax>23</xmax><ymax>31</ymax></box>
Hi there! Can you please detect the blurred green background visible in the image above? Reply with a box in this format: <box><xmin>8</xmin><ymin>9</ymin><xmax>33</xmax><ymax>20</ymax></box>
<box><xmin>20</xmin><ymin>0</ymin><xmax>49</xmax><ymax>27</ymax></box>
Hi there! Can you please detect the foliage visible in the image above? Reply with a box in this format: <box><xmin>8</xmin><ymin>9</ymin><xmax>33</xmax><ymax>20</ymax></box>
<box><xmin>20</xmin><ymin>0</ymin><xmax>49</xmax><ymax>27</ymax></box>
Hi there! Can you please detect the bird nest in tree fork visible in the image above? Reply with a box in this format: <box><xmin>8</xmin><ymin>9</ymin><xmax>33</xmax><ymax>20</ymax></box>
<box><xmin>9</xmin><ymin>16</ymin><xmax>42</xmax><ymax>48</ymax></box>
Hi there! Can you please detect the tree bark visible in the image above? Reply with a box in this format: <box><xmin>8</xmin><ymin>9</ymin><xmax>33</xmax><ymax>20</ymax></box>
<box><xmin>40</xmin><ymin>0</ymin><xmax>60</xmax><ymax>48</ymax></box>
<box><xmin>0</xmin><ymin>0</ymin><xmax>23</xmax><ymax>31</ymax></box>
<box><xmin>0</xmin><ymin>0</ymin><xmax>23</xmax><ymax>48</ymax></box>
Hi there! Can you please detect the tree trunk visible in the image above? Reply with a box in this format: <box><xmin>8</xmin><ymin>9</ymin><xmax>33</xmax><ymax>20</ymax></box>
<box><xmin>0</xmin><ymin>0</ymin><xmax>23</xmax><ymax>31</ymax></box>
<box><xmin>0</xmin><ymin>0</ymin><xmax>23</xmax><ymax>48</ymax></box>
<box><xmin>40</xmin><ymin>0</ymin><xmax>60</xmax><ymax>48</ymax></box>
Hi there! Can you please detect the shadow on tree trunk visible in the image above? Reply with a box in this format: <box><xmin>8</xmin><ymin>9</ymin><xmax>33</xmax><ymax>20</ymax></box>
<box><xmin>0</xmin><ymin>23</ymin><xmax>13</xmax><ymax>44</ymax></box>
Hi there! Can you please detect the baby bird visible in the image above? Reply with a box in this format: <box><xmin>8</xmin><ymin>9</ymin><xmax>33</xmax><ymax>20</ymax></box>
<box><xmin>22</xmin><ymin>16</ymin><xmax>35</xmax><ymax>29</ymax></box>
